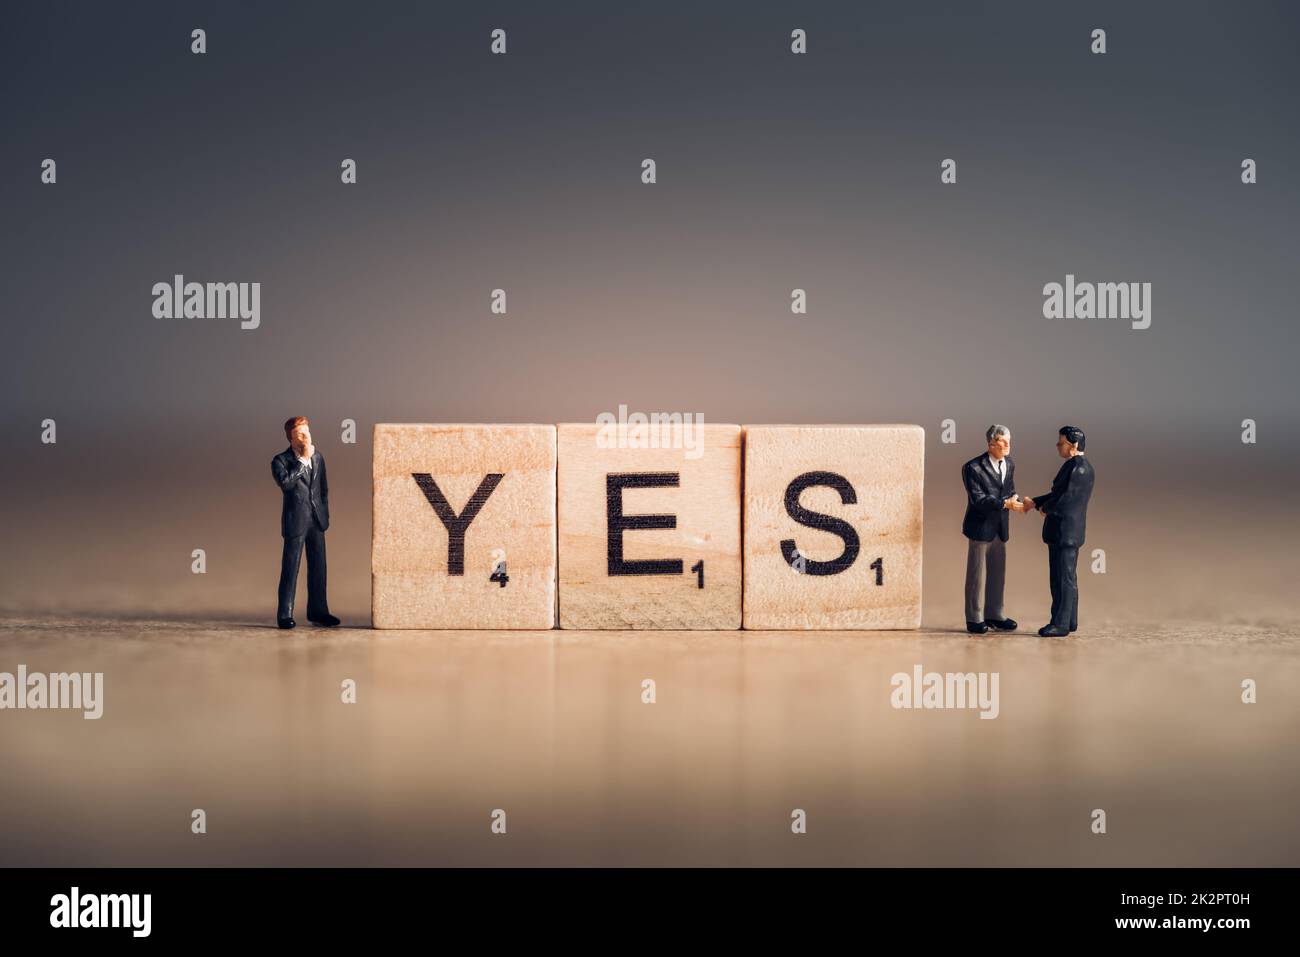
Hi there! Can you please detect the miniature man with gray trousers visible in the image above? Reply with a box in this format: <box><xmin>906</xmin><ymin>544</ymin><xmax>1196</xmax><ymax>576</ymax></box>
<box><xmin>961</xmin><ymin>424</ymin><xmax>1025</xmax><ymax>634</ymax></box>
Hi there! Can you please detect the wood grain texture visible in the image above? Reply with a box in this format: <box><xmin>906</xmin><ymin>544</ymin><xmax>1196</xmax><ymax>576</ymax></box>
<box><xmin>557</xmin><ymin>422</ymin><xmax>741</xmax><ymax>629</ymax></box>
<box><xmin>371</xmin><ymin>424</ymin><xmax>556</xmax><ymax>629</ymax></box>
<box><xmin>743</xmin><ymin>425</ymin><xmax>924</xmax><ymax>630</ymax></box>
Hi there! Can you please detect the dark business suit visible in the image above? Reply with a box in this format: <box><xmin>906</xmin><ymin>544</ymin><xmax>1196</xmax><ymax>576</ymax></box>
<box><xmin>272</xmin><ymin>446</ymin><xmax>331</xmax><ymax>621</ymax></box>
<box><xmin>961</xmin><ymin>453</ymin><xmax>1015</xmax><ymax>622</ymax></box>
<box><xmin>1031</xmin><ymin>456</ymin><xmax>1094</xmax><ymax>631</ymax></box>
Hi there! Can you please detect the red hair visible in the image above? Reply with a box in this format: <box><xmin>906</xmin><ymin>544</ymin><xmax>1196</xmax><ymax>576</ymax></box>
<box><xmin>284</xmin><ymin>415</ymin><xmax>310</xmax><ymax>439</ymax></box>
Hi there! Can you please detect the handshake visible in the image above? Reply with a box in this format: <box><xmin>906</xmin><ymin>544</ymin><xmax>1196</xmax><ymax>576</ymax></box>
<box><xmin>1002</xmin><ymin>494</ymin><xmax>1040</xmax><ymax>514</ymax></box>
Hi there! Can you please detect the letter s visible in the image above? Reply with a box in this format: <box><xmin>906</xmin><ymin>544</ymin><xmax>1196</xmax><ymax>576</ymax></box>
<box><xmin>779</xmin><ymin>471</ymin><xmax>859</xmax><ymax>575</ymax></box>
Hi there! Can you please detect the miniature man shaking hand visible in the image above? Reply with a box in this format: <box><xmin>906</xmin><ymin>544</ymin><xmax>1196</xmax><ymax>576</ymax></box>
<box><xmin>961</xmin><ymin>424</ymin><xmax>1024</xmax><ymax>634</ymax></box>
<box><xmin>271</xmin><ymin>416</ymin><xmax>340</xmax><ymax>629</ymax></box>
<box><xmin>1023</xmin><ymin>425</ymin><xmax>1094</xmax><ymax>638</ymax></box>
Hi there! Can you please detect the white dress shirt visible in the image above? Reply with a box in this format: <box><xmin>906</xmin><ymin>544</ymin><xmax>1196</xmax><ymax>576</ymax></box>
<box><xmin>988</xmin><ymin>453</ymin><xmax>1005</xmax><ymax>484</ymax></box>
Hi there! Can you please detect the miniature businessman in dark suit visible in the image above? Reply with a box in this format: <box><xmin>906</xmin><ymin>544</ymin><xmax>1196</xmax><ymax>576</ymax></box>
<box><xmin>961</xmin><ymin>424</ymin><xmax>1025</xmax><ymax>634</ymax></box>
<box><xmin>1024</xmin><ymin>426</ymin><xmax>1095</xmax><ymax>638</ymax></box>
<box><xmin>271</xmin><ymin>415</ymin><xmax>340</xmax><ymax>629</ymax></box>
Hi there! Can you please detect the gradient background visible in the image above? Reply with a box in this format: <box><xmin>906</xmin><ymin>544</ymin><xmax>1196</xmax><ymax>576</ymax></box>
<box><xmin>2</xmin><ymin>0</ymin><xmax>1300</xmax><ymax>624</ymax></box>
<box><xmin>4</xmin><ymin>1</ymin><xmax>1298</xmax><ymax>626</ymax></box>
<box><xmin>2</xmin><ymin>0</ymin><xmax>1299</xmax><ymax>869</ymax></box>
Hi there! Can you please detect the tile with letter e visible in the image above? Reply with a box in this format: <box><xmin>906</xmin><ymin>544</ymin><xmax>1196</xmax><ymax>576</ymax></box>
<box><xmin>371</xmin><ymin>424</ymin><xmax>556</xmax><ymax>629</ymax></box>
<box><xmin>743</xmin><ymin>425</ymin><xmax>924</xmax><ymax>630</ymax></box>
<box><xmin>557</xmin><ymin>422</ymin><xmax>742</xmax><ymax>629</ymax></box>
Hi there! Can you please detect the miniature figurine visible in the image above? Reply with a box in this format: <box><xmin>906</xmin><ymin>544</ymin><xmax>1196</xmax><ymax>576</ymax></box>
<box><xmin>1023</xmin><ymin>426</ymin><xmax>1094</xmax><ymax>638</ymax></box>
<box><xmin>961</xmin><ymin>424</ymin><xmax>1024</xmax><ymax>634</ymax></box>
<box><xmin>271</xmin><ymin>416</ymin><xmax>339</xmax><ymax>629</ymax></box>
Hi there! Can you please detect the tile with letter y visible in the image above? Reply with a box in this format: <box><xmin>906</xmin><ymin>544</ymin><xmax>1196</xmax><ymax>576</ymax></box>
<box><xmin>371</xmin><ymin>424</ymin><xmax>556</xmax><ymax>629</ymax></box>
<box><xmin>743</xmin><ymin>425</ymin><xmax>924</xmax><ymax>630</ymax></box>
<box><xmin>557</xmin><ymin>422</ymin><xmax>742</xmax><ymax>629</ymax></box>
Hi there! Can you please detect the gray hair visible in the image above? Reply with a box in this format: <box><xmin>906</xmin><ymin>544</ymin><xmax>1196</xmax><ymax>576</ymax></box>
<box><xmin>986</xmin><ymin>424</ymin><xmax>1011</xmax><ymax>444</ymax></box>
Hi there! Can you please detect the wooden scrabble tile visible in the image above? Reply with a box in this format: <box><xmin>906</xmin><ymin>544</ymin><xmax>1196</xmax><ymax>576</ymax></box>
<box><xmin>742</xmin><ymin>425</ymin><xmax>924</xmax><ymax>630</ymax></box>
<box><xmin>372</xmin><ymin>424</ymin><xmax>556</xmax><ymax>629</ymax></box>
<box><xmin>557</xmin><ymin>422</ymin><xmax>742</xmax><ymax>629</ymax></box>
